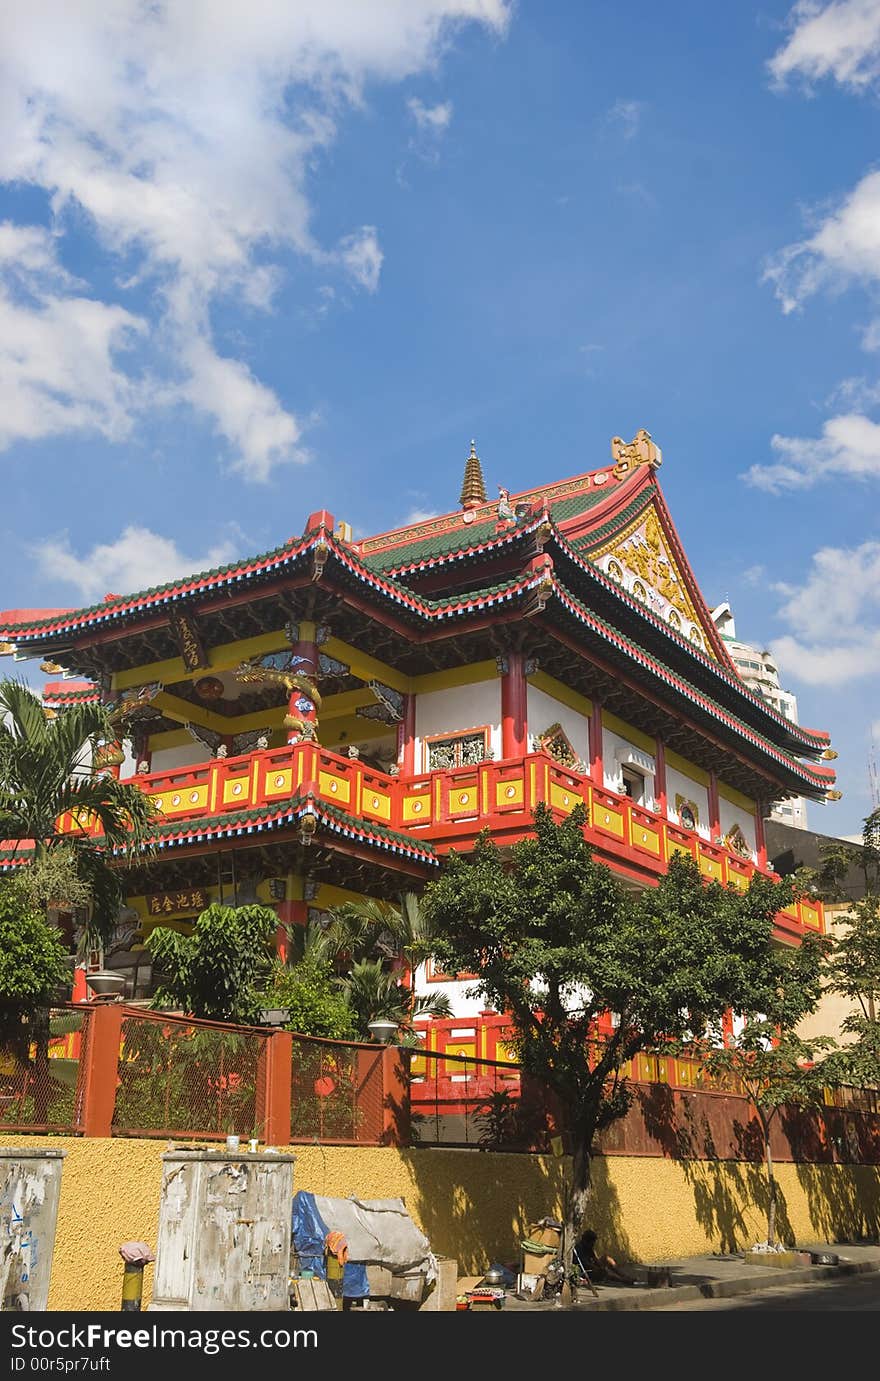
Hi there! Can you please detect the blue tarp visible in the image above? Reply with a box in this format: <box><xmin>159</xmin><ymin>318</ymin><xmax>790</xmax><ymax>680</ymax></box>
<box><xmin>291</xmin><ymin>1191</ymin><xmax>369</xmax><ymax>1298</ymax></box>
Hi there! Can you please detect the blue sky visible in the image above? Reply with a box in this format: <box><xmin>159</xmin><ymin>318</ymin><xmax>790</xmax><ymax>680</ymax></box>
<box><xmin>1</xmin><ymin>1</ymin><xmax>879</xmax><ymax>836</ymax></box>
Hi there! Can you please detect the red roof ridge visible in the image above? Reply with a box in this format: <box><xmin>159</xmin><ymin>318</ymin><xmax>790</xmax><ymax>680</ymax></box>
<box><xmin>357</xmin><ymin>463</ymin><xmax>629</xmax><ymax>558</ymax></box>
<box><xmin>0</xmin><ymin>607</ymin><xmax>72</xmax><ymax>627</ymax></box>
<box><xmin>42</xmin><ymin>679</ymin><xmax>97</xmax><ymax>697</ymax></box>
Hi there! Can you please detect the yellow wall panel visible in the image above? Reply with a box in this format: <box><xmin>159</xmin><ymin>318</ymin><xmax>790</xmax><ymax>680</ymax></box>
<box><xmin>318</xmin><ymin>771</ymin><xmax>351</xmax><ymax>806</ymax></box>
<box><xmin>496</xmin><ymin>778</ymin><xmax>524</xmax><ymax>808</ymax></box>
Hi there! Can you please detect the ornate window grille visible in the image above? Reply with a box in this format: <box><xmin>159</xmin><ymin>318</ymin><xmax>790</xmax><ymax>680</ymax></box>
<box><xmin>426</xmin><ymin>730</ymin><xmax>489</xmax><ymax>771</ymax></box>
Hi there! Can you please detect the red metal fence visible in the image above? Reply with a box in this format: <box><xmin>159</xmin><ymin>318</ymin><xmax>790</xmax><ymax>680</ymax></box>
<box><xmin>408</xmin><ymin>1047</ymin><xmax>880</xmax><ymax>1164</ymax></box>
<box><xmin>2</xmin><ymin>1004</ymin><xmax>878</xmax><ymax>1164</ymax></box>
<box><xmin>0</xmin><ymin>1007</ymin><xmax>93</xmax><ymax>1133</ymax></box>
<box><xmin>0</xmin><ymin>1004</ymin><xmax>405</xmax><ymax>1146</ymax></box>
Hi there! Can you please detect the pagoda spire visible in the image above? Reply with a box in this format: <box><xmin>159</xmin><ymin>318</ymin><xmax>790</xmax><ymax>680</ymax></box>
<box><xmin>459</xmin><ymin>439</ymin><xmax>487</xmax><ymax>509</ymax></box>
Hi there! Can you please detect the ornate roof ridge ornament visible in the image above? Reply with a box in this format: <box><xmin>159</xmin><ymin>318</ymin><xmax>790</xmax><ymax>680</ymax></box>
<box><xmin>611</xmin><ymin>428</ymin><xmax>662</xmax><ymax>481</ymax></box>
<box><xmin>460</xmin><ymin>439</ymin><xmax>487</xmax><ymax>509</ymax></box>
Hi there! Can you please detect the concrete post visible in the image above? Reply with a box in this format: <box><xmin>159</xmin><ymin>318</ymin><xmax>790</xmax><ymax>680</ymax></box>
<box><xmin>0</xmin><ymin>1148</ymin><xmax>66</xmax><ymax>1311</ymax></box>
<box><xmin>150</xmin><ymin>1150</ymin><xmax>296</xmax><ymax>1311</ymax></box>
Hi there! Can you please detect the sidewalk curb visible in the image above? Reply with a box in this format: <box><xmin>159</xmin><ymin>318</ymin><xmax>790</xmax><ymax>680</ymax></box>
<box><xmin>567</xmin><ymin>1257</ymin><xmax>880</xmax><ymax>1311</ymax></box>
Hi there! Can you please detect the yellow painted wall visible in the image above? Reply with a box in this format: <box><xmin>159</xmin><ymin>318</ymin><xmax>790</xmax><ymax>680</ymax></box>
<box><xmin>2</xmin><ymin>1135</ymin><xmax>877</xmax><ymax>1311</ymax></box>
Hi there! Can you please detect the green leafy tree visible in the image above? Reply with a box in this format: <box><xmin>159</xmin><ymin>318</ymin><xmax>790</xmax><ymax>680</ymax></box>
<box><xmin>0</xmin><ymin>877</ymin><xmax>68</xmax><ymax>1056</ymax></box>
<box><xmin>696</xmin><ymin>1023</ymin><xmax>833</xmax><ymax>1247</ymax></box>
<box><xmin>422</xmin><ymin>803</ymin><xmax>812</xmax><ymax>1262</ymax></box>
<box><xmin>323</xmin><ymin>892</ymin><xmax>438</xmax><ymax>1009</ymax></box>
<box><xmin>262</xmin><ymin>956</ymin><xmax>357</xmax><ymax>1041</ymax></box>
<box><xmin>148</xmin><ymin>903</ymin><xmax>277</xmax><ymax>1024</ymax></box>
<box><xmin>821</xmin><ymin>809</ymin><xmax>880</xmax><ymax>1093</ymax></box>
<box><xmin>0</xmin><ymin>679</ymin><xmax>155</xmax><ymax>942</ymax></box>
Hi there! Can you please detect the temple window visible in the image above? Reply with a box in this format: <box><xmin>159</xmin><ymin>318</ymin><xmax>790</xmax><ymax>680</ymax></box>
<box><xmin>425</xmin><ymin>729</ymin><xmax>490</xmax><ymax>771</ymax></box>
<box><xmin>621</xmin><ymin>766</ymin><xmax>646</xmax><ymax>804</ymax></box>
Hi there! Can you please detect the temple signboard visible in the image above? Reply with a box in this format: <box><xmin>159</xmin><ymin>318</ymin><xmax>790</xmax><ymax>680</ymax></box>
<box><xmin>146</xmin><ymin>888</ymin><xmax>208</xmax><ymax>917</ymax></box>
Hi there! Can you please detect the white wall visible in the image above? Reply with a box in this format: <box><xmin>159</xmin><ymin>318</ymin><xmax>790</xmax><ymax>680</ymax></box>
<box><xmin>149</xmin><ymin>741</ymin><xmax>215</xmax><ymax>774</ymax></box>
<box><xmin>718</xmin><ymin>795</ymin><xmax>757</xmax><ymax>862</ymax></box>
<box><xmin>602</xmin><ymin>727</ymin><xmax>656</xmax><ymax>803</ymax></box>
<box><xmin>414</xmin><ymin>679</ymin><xmax>501</xmax><ymax>771</ymax></box>
<box><xmin>413</xmin><ymin>962</ymin><xmax>492</xmax><ymax>1017</ymax></box>
<box><xmin>526</xmin><ymin>684</ymin><xmax>589</xmax><ymax>766</ymax></box>
<box><xmin>666</xmin><ymin>764</ymin><xmax>710</xmax><ymax>839</ymax></box>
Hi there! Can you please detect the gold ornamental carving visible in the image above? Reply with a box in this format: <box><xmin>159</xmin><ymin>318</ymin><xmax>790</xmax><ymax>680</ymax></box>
<box><xmin>593</xmin><ymin>505</ymin><xmax>716</xmax><ymax>660</ymax></box>
<box><xmin>611</xmin><ymin>428</ymin><xmax>662</xmax><ymax>481</ymax></box>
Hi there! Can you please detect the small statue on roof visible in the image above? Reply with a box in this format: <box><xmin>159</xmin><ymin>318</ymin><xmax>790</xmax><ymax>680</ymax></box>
<box><xmin>497</xmin><ymin>486</ymin><xmax>516</xmax><ymax>524</ymax></box>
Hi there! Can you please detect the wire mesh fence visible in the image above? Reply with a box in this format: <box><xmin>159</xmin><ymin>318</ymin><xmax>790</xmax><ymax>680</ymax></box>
<box><xmin>0</xmin><ymin>1007</ymin><xmax>91</xmax><ymax>1133</ymax></box>
<box><xmin>409</xmin><ymin>1048</ymin><xmax>552</xmax><ymax>1150</ymax></box>
<box><xmin>289</xmin><ymin>1036</ymin><xmax>385</xmax><ymax>1144</ymax></box>
<box><xmin>111</xmin><ymin>1012</ymin><xmax>267</xmax><ymax>1140</ymax></box>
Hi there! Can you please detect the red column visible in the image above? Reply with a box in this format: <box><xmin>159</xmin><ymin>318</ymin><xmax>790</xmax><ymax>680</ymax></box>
<box><xmin>589</xmin><ymin>701</ymin><xmax>604</xmax><ymax>787</ymax></box>
<box><xmin>397</xmin><ymin>692</ymin><xmax>416</xmax><ymax>775</ymax></box>
<box><xmin>380</xmin><ymin>1046</ymin><xmax>411</xmax><ymax>1147</ymax></box>
<box><xmin>500</xmin><ymin>653</ymin><xmax>528</xmax><ymax>759</ymax></box>
<box><xmin>285</xmin><ymin>622</ymin><xmax>320</xmax><ymax>745</ymax></box>
<box><xmin>274</xmin><ymin>899</ymin><xmax>307</xmax><ymax>963</ymax></box>
<box><xmin>708</xmin><ymin>771</ymin><xmax>721</xmax><ymax>841</ymax></box>
<box><xmin>80</xmin><ymin>1003</ymin><xmax>124</xmax><ymax>1137</ymax></box>
<box><xmin>258</xmin><ymin>1031</ymin><xmax>292</xmax><ymax>1146</ymax></box>
<box><xmin>655</xmin><ymin>737</ymin><xmax>667</xmax><ymax>815</ymax></box>
<box><xmin>755</xmin><ymin>805</ymin><xmax>768</xmax><ymax>871</ymax></box>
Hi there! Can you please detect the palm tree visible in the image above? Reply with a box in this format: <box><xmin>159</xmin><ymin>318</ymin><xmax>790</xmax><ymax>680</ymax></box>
<box><xmin>322</xmin><ymin>892</ymin><xmax>439</xmax><ymax>1008</ymax></box>
<box><xmin>0</xmin><ymin>678</ymin><xmax>156</xmax><ymax>944</ymax></box>
<box><xmin>334</xmin><ymin>957</ymin><xmax>451</xmax><ymax>1043</ymax></box>
<box><xmin>314</xmin><ymin>892</ymin><xmax>451</xmax><ymax>1041</ymax></box>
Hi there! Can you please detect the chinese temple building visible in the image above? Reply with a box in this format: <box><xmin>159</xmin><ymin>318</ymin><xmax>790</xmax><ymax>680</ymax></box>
<box><xmin>0</xmin><ymin>431</ymin><xmax>837</xmax><ymax>1060</ymax></box>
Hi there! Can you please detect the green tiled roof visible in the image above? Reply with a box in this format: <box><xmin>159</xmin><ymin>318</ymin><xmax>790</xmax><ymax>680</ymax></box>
<box><xmin>569</xmin><ymin>488</ymin><xmax>655</xmax><ymax>551</ymax></box>
<box><xmin>363</xmin><ymin>482</ymin><xmax>613</xmax><ymax>573</ymax></box>
<box><xmin>362</xmin><ymin>517</ymin><xmax>502</xmax><ymax>571</ymax></box>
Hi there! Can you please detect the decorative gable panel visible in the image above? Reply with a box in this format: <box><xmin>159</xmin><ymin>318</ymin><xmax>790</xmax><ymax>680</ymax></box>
<box><xmin>592</xmin><ymin>505</ymin><xmax>717</xmax><ymax>660</ymax></box>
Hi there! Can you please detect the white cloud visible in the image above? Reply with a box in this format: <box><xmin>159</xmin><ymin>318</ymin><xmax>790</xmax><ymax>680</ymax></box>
<box><xmin>764</xmin><ymin>168</ymin><xmax>880</xmax><ymax>315</ymax></box>
<box><xmin>408</xmin><ymin>97</ymin><xmax>453</xmax><ymax>132</ymax></box>
<box><xmin>404</xmin><ymin>507</ymin><xmax>441</xmax><ymax>524</ymax></box>
<box><xmin>862</xmin><ymin>318</ymin><xmax>880</xmax><ymax>350</ymax></box>
<box><xmin>0</xmin><ymin>1</ymin><xmax>509</xmax><ymax>477</ymax></box>
<box><xmin>768</xmin><ymin>539</ymin><xmax>880</xmax><ymax>686</ymax></box>
<box><xmin>769</xmin><ymin>0</ymin><xmax>880</xmax><ymax>91</ymax></box>
<box><xmin>742</xmin><ymin>412</ymin><xmax>880</xmax><ymax>490</ymax></box>
<box><xmin>179</xmin><ymin>337</ymin><xmax>307</xmax><ymax>482</ymax></box>
<box><xmin>336</xmin><ymin>227</ymin><xmax>384</xmax><ymax>293</ymax></box>
<box><xmin>0</xmin><ymin>222</ymin><xmax>146</xmax><ymax>449</ymax></box>
<box><xmin>604</xmin><ymin>99</ymin><xmax>644</xmax><ymax>140</ymax></box>
<box><xmin>33</xmin><ymin>526</ymin><xmax>240</xmax><ymax>605</ymax></box>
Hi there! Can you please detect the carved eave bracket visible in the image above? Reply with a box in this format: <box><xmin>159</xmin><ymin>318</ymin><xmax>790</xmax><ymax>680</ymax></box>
<box><xmin>356</xmin><ymin>680</ymin><xmax>404</xmax><ymax>726</ymax></box>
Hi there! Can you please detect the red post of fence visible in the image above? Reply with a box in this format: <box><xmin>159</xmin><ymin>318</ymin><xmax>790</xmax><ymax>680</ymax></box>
<box><xmin>258</xmin><ymin>1031</ymin><xmax>292</xmax><ymax>1146</ymax></box>
<box><xmin>80</xmin><ymin>1003</ymin><xmax>124</xmax><ymax>1137</ymax></box>
<box><xmin>381</xmin><ymin>1046</ymin><xmax>410</xmax><ymax>1147</ymax></box>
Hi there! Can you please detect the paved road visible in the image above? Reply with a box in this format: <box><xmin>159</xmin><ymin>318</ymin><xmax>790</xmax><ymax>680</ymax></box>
<box><xmin>651</xmin><ymin>1273</ymin><xmax>880</xmax><ymax>1311</ymax></box>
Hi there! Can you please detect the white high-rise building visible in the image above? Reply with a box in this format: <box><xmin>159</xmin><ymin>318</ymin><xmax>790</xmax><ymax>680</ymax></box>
<box><xmin>711</xmin><ymin>604</ymin><xmax>808</xmax><ymax>830</ymax></box>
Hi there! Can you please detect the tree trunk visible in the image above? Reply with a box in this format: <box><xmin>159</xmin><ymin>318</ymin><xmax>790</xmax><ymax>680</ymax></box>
<box><xmin>564</xmin><ymin>1131</ymin><xmax>593</xmax><ymax>1270</ymax></box>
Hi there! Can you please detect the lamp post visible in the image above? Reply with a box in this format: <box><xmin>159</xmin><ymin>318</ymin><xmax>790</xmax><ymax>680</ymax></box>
<box><xmin>367</xmin><ymin>1018</ymin><xmax>398</xmax><ymax>1045</ymax></box>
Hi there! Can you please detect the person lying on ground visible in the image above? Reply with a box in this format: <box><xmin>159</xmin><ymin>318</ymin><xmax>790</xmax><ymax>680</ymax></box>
<box><xmin>574</xmin><ymin>1230</ymin><xmax>630</xmax><ymax>1284</ymax></box>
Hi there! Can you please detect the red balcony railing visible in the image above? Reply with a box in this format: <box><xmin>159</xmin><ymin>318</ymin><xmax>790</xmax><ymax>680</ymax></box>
<box><xmin>56</xmin><ymin>742</ymin><xmax>824</xmax><ymax>937</ymax></box>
